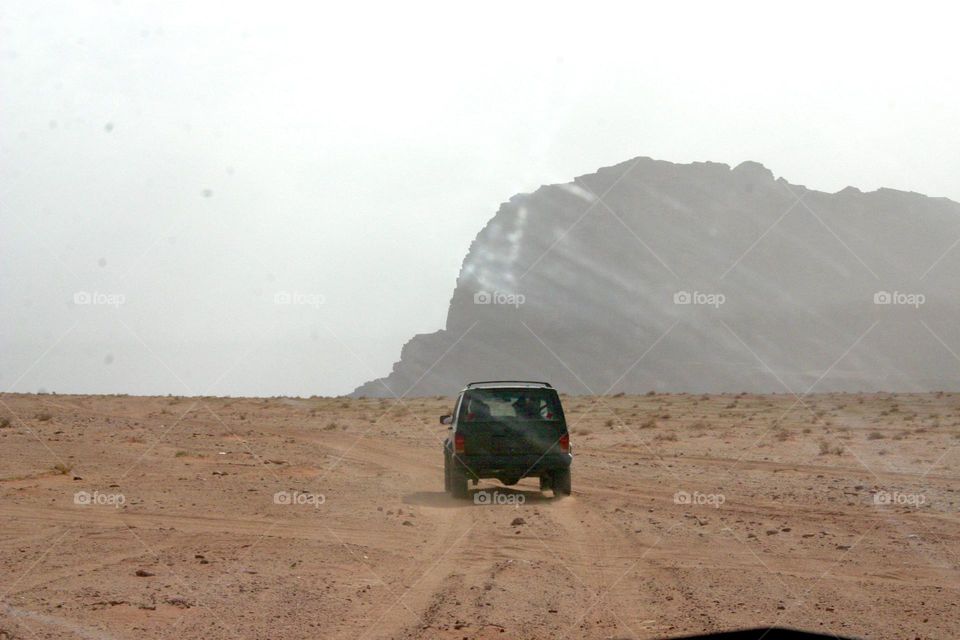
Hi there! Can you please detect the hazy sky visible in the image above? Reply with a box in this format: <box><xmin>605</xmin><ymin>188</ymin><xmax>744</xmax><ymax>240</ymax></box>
<box><xmin>2</xmin><ymin>1</ymin><xmax>959</xmax><ymax>397</ymax></box>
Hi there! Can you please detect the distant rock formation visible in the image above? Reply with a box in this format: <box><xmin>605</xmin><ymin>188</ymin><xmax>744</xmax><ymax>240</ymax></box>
<box><xmin>353</xmin><ymin>157</ymin><xmax>960</xmax><ymax>397</ymax></box>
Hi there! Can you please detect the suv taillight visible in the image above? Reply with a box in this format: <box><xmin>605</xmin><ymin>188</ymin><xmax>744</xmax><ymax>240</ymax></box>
<box><xmin>559</xmin><ymin>433</ymin><xmax>569</xmax><ymax>453</ymax></box>
<box><xmin>454</xmin><ymin>432</ymin><xmax>465</xmax><ymax>454</ymax></box>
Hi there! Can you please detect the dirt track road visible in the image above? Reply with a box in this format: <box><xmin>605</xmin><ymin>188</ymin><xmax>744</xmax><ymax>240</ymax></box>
<box><xmin>1</xmin><ymin>393</ymin><xmax>959</xmax><ymax>639</ymax></box>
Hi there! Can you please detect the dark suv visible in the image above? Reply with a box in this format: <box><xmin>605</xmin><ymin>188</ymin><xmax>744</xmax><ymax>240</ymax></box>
<box><xmin>441</xmin><ymin>381</ymin><xmax>572</xmax><ymax>499</ymax></box>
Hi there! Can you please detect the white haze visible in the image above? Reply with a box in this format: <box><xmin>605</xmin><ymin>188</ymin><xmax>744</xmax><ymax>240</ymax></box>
<box><xmin>1</xmin><ymin>0</ymin><xmax>959</xmax><ymax>396</ymax></box>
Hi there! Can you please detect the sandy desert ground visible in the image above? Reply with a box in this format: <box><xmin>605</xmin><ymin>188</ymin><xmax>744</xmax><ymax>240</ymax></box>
<box><xmin>1</xmin><ymin>392</ymin><xmax>959</xmax><ymax>639</ymax></box>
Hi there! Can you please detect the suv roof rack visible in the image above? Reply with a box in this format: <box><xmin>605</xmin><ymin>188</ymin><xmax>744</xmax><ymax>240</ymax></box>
<box><xmin>465</xmin><ymin>380</ymin><xmax>553</xmax><ymax>389</ymax></box>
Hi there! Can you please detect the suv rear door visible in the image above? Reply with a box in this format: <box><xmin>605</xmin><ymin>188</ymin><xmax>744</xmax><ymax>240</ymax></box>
<box><xmin>456</xmin><ymin>387</ymin><xmax>566</xmax><ymax>456</ymax></box>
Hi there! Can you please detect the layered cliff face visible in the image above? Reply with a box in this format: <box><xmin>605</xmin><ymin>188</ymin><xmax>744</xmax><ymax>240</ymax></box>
<box><xmin>353</xmin><ymin>157</ymin><xmax>960</xmax><ymax>397</ymax></box>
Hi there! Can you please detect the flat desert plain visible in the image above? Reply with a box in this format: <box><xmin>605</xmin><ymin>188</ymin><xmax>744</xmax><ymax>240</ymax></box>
<box><xmin>1</xmin><ymin>392</ymin><xmax>959</xmax><ymax>639</ymax></box>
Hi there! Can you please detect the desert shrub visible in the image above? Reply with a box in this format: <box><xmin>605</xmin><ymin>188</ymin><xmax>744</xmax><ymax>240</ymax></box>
<box><xmin>818</xmin><ymin>440</ymin><xmax>843</xmax><ymax>456</ymax></box>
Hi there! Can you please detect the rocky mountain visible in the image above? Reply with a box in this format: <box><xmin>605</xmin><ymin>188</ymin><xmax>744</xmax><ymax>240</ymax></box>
<box><xmin>353</xmin><ymin>157</ymin><xmax>960</xmax><ymax>397</ymax></box>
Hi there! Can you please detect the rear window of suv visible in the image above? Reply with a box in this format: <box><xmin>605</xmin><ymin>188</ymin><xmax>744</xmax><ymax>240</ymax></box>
<box><xmin>459</xmin><ymin>388</ymin><xmax>563</xmax><ymax>422</ymax></box>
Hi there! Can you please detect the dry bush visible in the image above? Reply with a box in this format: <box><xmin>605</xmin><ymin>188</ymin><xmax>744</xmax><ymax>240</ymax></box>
<box><xmin>867</xmin><ymin>431</ymin><xmax>885</xmax><ymax>440</ymax></box>
<box><xmin>655</xmin><ymin>432</ymin><xmax>678</xmax><ymax>442</ymax></box>
<box><xmin>36</xmin><ymin>411</ymin><xmax>53</xmax><ymax>422</ymax></box>
<box><xmin>818</xmin><ymin>440</ymin><xmax>843</xmax><ymax>456</ymax></box>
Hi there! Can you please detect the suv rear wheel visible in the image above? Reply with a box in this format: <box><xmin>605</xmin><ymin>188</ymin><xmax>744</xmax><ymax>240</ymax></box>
<box><xmin>553</xmin><ymin>468</ymin><xmax>571</xmax><ymax>496</ymax></box>
<box><xmin>449</xmin><ymin>462</ymin><xmax>469</xmax><ymax>499</ymax></box>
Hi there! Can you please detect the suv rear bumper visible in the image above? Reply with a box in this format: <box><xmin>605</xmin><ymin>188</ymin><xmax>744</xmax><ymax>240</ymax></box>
<box><xmin>452</xmin><ymin>452</ymin><xmax>572</xmax><ymax>478</ymax></box>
